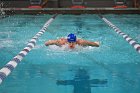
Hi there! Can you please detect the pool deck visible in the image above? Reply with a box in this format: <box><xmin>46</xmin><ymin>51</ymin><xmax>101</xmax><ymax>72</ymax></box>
<box><xmin>2</xmin><ymin>8</ymin><xmax>140</xmax><ymax>14</ymax></box>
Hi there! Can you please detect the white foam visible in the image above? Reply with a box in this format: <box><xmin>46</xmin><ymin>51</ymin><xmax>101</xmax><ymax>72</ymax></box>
<box><xmin>48</xmin><ymin>44</ymin><xmax>96</xmax><ymax>52</ymax></box>
<box><xmin>34</xmin><ymin>45</ymin><xmax>44</xmax><ymax>49</ymax></box>
<box><xmin>0</xmin><ymin>39</ymin><xmax>13</xmax><ymax>48</ymax></box>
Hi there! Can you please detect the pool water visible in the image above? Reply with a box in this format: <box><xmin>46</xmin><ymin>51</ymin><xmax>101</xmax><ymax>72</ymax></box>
<box><xmin>0</xmin><ymin>14</ymin><xmax>140</xmax><ymax>93</ymax></box>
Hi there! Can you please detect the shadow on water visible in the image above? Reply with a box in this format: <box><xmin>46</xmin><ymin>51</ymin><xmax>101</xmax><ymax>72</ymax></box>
<box><xmin>56</xmin><ymin>68</ymin><xmax>107</xmax><ymax>93</ymax></box>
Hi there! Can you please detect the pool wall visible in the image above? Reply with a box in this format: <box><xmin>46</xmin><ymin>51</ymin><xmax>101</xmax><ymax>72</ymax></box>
<box><xmin>0</xmin><ymin>0</ymin><xmax>137</xmax><ymax>8</ymax></box>
<box><xmin>2</xmin><ymin>8</ymin><xmax>140</xmax><ymax>15</ymax></box>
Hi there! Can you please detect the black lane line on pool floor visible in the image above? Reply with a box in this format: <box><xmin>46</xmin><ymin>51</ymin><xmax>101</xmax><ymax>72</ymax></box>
<box><xmin>0</xmin><ymin>14</ymin><xmax>58</xmax><ymax>85</ymax></box>
<box><xmin>79</xmin><ymin>53</ymin><xmax>137</xmax><ymax>86</ymax></box>
<box><xmin>98</xmin><ymin>14</ymin><xmax>140</xmax><ymax>54</ymax></box>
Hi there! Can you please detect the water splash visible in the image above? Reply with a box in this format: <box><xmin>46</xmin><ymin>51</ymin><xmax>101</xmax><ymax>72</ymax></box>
<box><xmin>48</xmin><ymin>44</ymin><xmax>96</xmax><ymax>52</ymax></box>
<box><xmin>0</xmin><ymin>2</ymin><xmax>5</xmax><ymax>16</ymax></box>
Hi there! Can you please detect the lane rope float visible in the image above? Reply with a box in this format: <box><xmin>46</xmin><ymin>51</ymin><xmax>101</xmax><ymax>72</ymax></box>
<box><xmin>0</xmin><ymin>14</ymin><xmax>58</xmax><ymax>85</ymax></box>
<box><xmin>99</xmin><ymin>14</ymin><xmax>140</xmax><ymax>53</ymax></box>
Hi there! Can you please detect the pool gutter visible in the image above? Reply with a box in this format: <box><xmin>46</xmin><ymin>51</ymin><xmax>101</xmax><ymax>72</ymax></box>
<box><xmin>2</xmin><ymin>8</ymin><xmax>140</xmax><ymax>14</ymax></box>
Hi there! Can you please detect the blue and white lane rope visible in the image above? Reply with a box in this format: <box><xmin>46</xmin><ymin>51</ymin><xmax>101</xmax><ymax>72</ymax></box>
<box><xmin>99</xmin><ymin>15</ymin><xmax>140</xmax><ymax>53</ymax></box>
<box><xmin>0</xmin><ymin>14</ymin><xmax>58</xmax><ymax>84</ymax></box>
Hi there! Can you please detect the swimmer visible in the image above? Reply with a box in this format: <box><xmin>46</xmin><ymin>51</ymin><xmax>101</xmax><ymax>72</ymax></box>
<box><xmin>45</xmin><ymin>33</ymin><xmax>99</xmax><ymax>49</ymax></box>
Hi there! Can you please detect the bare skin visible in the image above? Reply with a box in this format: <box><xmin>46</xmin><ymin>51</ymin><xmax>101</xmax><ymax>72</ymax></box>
<box><xmin>45</xmin><ymin>38</ymin><xmax>99</xmax><ymax>49</ymax></box>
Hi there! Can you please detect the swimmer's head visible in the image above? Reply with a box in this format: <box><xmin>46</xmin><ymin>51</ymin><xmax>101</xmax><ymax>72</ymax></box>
<box><xmin>67</xmin><ymin>33</ymin><xmax>77</xmax><ymax>43</ymax></box>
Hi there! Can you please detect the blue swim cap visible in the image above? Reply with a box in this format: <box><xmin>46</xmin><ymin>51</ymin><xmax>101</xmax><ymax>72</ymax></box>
<box><xmin>67</xmin><ymin>33</ymin><xmax>77</xmax><ymax>43</ymax></box>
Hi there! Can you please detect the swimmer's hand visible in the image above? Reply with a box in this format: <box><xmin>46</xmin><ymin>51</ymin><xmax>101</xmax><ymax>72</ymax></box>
<box><xmin>91</xmin><ymin>41</ymin><xmax>99</xmax><ymax>47</ymax></box>
<box><xmin>95</xmin><ymin>42</ymin><xmax>100</xmax><ymax>46</ymax></box>
<box><xmin>45</xmin><ymin>40</ymin><xmax>58</xmax><ymax>46</ymax></box>
<box><xmin>45</xmin><ymin>41</ymin><xmax>52</xmax><ymax>46</ymax></box>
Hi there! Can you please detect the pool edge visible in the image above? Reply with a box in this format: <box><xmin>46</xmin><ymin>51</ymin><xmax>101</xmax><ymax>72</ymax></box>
<box><xmin>2</xmin><ymin>8</ymin><xmax>140</xmax><ymax>15</ymax></box>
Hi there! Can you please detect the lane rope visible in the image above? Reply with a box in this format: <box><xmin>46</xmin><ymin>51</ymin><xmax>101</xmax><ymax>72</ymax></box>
<box><xmin>99</xmin><ymin>15</ymin><xmax>140</xmax><ymax>53</ymax></box>
<box><xmin>0</xmin><ymin>14</ymin><xmax>58</xmax><ymax>85</ymax></box>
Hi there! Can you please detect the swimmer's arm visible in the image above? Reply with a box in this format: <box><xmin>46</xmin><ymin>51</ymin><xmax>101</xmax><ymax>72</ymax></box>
<box><xmin>85</xmin><ymin>41</ymin><xmax>99</xmax><ymax>47</ymax></box>
<box><xmin>77</xmin><ymin>39</ymin><xmax>99</xmax><ymax>47</ymax></box>
<box><xmin>45</xmin><ymin>40</ymin><xmax>59</xmax><ymax>46</ymax></box>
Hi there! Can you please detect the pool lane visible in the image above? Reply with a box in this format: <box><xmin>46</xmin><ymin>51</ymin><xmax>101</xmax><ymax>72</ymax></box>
<box><xmin>0</xmin><ymin>14</ymin><xmax>58</xmax><ymax>85</ymax></box>
<box><xmin>99</xmin><ymin>14</ymin><xmax>140</xmax><ymax>54</ymax></box>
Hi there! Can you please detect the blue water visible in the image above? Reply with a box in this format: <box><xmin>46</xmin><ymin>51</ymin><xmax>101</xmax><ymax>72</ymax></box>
<box><xmin>0</xmin><ymin>14</ymin><xmax>140</xmax><ymax>93</ymax></box>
